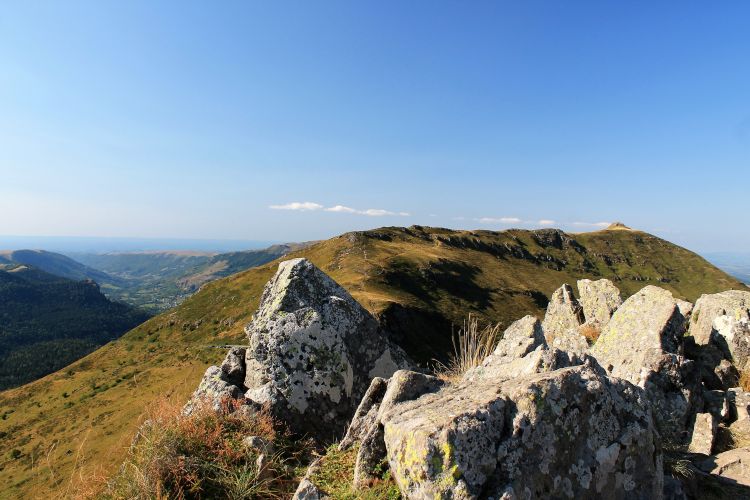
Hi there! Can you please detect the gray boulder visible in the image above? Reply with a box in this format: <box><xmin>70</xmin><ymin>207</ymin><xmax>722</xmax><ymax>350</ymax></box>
<box><xmin>551</xmin><ymin>327</ymin><xmax>590</xmax><ymax>357</ymax></box>
<box><xmin>712</xmin><ymin>315</ymin><xmax>750</xmax><ymax>371</ymax></box>
<box><xmin>382</xmin><ymin>360</ymin><xmax>662</xmax><ymax>499</ymax></box>
<box><xmin>690</xmin><ymin>290</ymin><xmax>750</xmax><ymax>345</ymax></box>
<box><xmin>184</xmin><ymin>365</ymin><xmax>245</xmax><ymax>415</ymax></box>
<box><xmin>220</xmin><ymin>346</ymin><xmax>246</xmax><ymax>386</ymax></box>
<box><xmin>242</xmin><ymin>258</ymin><xmax>410</xmax><ymax>441</ymax></box>
<box><xmin>541</xmin><ymin>284</ymin><xmax>584</xmax><ymax>344</ymax></box>
<box><xmin>340</xmin><ymin>370</ymin><xmax>444</xmax><ymax>487</ymax></box>
<box><xmin>577</xmin><ymin>278</ymin><xmax>622</xmax><ymax>328</ymax></box>
<box><xmin>591</xmin><ymin>285</ymin><xmax>700</xmax><ymax>443</ymax></box>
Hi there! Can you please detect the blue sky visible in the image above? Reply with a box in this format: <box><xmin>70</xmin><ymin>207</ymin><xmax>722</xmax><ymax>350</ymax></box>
<box><xmin>1</xmin><ymin>1</ymin><xmax>748</xmax><ymax>252</ymax></box>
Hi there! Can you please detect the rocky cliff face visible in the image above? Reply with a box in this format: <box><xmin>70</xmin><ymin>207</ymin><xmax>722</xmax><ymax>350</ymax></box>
<box><xmin>187</xmin><ymin>260</ymin><xmax>750</xmax><ymax>499</ymax></box>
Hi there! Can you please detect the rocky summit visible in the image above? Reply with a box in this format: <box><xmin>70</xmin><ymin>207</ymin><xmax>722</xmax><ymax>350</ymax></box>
<box><xmin>183</xmin><ymin>259</ymin><xmax>750</xmax><ymax>498</ymax></box>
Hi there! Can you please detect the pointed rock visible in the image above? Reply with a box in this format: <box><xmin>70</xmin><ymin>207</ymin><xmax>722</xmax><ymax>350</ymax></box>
<box><xmin>242</xmin><ymin>258</ymin><xmax>411</xmax><ymax>441</ymax></box>
<box><xmin>577</xmin><ymin>278</ymin><xmax>622</xmax><ymax>329</ymax></box>
<box><xmin>541</xmin><ymin>284</ymin><xmax>584</xmax><ymax>344</ymax></box>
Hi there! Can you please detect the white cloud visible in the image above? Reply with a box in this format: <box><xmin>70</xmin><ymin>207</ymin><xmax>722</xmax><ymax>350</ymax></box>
<box><xmin>269</xmin><ymin>201</ymin><xmax>323</xmax><ymax>211</ymax></box>
<box><xmin>572</xmin><ymin>221</ymin><xmax>611</xmax><ymax>228</ymax></box>
<box><xmin>362</xmin><ymin>208</ymin><xmax>392</xmax><ymax>216</ymax></box>
<box><xmin>538</xmin><ymin>219</ymin><xmax>556</xmax><ymax>226</ymax></box>
<box><xmin>477</xmin><ymin>217</ymin><xmax>522</xmax><ymax>224</ymax></box>
<box><xmin>324</xmin><ymin>205</ymin><xmax>357</xmax><ymax>213</ymax></box>
<box><xmin>271</xmin><ymin>202</ymin><xmax>408</xmax><ymax>217</ymax></box>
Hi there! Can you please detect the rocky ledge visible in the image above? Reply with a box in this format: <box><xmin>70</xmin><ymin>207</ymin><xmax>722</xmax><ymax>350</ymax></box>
<box><xmin>189</xmin><ymin>260</ymin><xmax>750</xmax><ymax>499</ymax></box>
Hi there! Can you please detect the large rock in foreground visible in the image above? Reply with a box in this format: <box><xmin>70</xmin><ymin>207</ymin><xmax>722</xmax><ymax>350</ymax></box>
<box><xmin>243</xmin><ymin>258</ymin><xmax>410</xmax><ymax>441</ymax></box>
<box><xmin>591</xmin><ymin>285</ymin><xmax>700</xmax><ymax>443</ymax></box>
<box><xmin>382</xmin><ymin>360</ymin><xmax>662</xmax><ymax>499</ymax></box>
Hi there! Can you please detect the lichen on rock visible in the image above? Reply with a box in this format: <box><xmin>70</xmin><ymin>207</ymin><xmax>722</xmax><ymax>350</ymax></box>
<box><xmin>242</xmin><ymin>258</ymin><xmax>412</xmax><ymax>441</ymax></box>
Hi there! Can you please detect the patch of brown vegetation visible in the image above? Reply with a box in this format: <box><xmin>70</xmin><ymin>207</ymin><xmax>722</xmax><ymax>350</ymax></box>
<box><xmin>579</xmin><ymin>323</ymin><xmax>602</xmax><ymax>344</ymax></box>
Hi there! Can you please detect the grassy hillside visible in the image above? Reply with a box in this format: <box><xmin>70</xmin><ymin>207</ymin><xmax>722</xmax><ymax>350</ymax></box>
<box><xmin>0</xmin><ymin>266</ymin><xmax>150</xmax><ymax>390</ymax></box>
<box><xmin>0</xmin><ymin>226</ymin><xmax>744</xmax><ymax>498</ymax></box>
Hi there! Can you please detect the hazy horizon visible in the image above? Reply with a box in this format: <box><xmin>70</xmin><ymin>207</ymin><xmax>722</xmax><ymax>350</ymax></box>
<box><xmin>2</xmin><ymin>2</ymin><xmax>749</xmax><ymax>252</ymax></box>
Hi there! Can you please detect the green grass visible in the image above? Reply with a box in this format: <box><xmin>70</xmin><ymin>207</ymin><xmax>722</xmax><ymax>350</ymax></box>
<box><xmin>309</xmin><ymin>445</ymin><xmax>401</xmax><ymax>500</ymax></box>
<box><xmin>0</xmin><ymin>225</ymin><xmax>745</xmax><ymax>498</ymax></box>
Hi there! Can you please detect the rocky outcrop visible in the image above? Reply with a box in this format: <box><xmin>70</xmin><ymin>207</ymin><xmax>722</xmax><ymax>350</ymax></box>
<box><xmin>463</xmin><ymin>315</ymin><xmax>581</xmax><ymax>383</ymax></box>
<box><xmin>241</xmin><ymin>258</ymin><xmax>411</xmax><ymax>441</ymax></box>
<box><xmin>577</xmin><ymin>278</ymin><xmax>622</xmax><ymax>329</ymax></box>
<box><xmin>541</xmin><ymin>284</ymin><xmax>584</xmax><ymax>344</ymax></box>
<box><xmin>690</xmin><ymin>290</ymin><xmax>750</xmax><ymax>345</ymax></box>
<box><xmin>591</xmin><ymin>285</ymin><xmax>700</xmax><ymax>443</ymax></box>
<box><xmin>340</xmin><ymin>370</ymin><xmax>445</xmax><ymax>487</ymax></box>
<box><xmin>382</xmin><ymin>359</ymin><xmax>662</xmax><ymax>499</ymax></box>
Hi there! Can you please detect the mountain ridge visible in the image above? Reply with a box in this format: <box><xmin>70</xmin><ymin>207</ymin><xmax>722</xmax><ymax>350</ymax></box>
<box><xmin>0</xmin><ymin>225</ymin><xmax>745</xmax><ymax>497</ymax></box>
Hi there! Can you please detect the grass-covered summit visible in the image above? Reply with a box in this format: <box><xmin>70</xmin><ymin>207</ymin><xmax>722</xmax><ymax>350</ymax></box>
<box><xmin>0</xmin><ymin>225</ymin><xmax>744</xmax><ymax>498</ymax></box>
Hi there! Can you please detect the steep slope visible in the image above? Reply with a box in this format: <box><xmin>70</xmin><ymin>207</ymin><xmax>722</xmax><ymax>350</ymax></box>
<box><xmin>0</xmin><ymin>226</ymin><xmax>745</xmax><ymax>498</ymax></box>
<box><xmin>0</xmin><ymin>249</ymin><xmax>120</xmax><ymax>286</ymax></box>
<box><xmin>0</xmin><ymin>266</ymin><xmax>150</xmax><ymax>390</ymax></box>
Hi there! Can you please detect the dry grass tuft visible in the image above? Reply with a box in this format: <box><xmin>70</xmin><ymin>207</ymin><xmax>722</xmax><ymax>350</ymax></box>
<box><xmin>739</xmin><ymin>370</ymin><xmax>750</xmax><ymax>392</ymax></box>
<box><xmin>578</xmin><ymin>323</ymin><xmax>602</xmax><ymax>345</ymax></box>
<box><xmin>435</xmin><ymin>314</ymin><xmax>502</xmax><ymax>382</ymax></box>
<box><xmin>78</xmin><ymin>397</ymin><xmax>309</xmax><ymax>500</ymax></box>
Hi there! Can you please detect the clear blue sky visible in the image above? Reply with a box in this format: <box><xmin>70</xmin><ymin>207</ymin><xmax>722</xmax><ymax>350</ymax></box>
<box><xmin>1</xmin><ymin>1</ymin><xmax>748</xmax><ymax>252</ymax></box>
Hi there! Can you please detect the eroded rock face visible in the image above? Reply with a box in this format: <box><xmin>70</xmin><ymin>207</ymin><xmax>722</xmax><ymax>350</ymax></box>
<box><xmin>242</xmin><ymin>258</ymin><xmax>411</xmax><ymax>441</ymax></box>
<box><xmin>591</xmin><ymin>285</ymin><xmax>700</xmax><ymax>443</ymax></box>
<box><xmin>382</xmin><ymin>360</ymin><xmax>662</xmax><ymax>499</ymax></box>
<box><xmin>340</xmin><ymin>370</ymin><xmax>445</xmax><ymax>487</ymax></box>
<box><xmin>541</xmin><ymin>284</ymin><xmax>584</xmax><ymax>344</ymax></box>
<box><xmin>577</xmin><ymin>278</ymin><xmax>622</xmax><ymax>329</ymax></box>
<box><xmin>690</xmin><ymin>290</ymin><xmax>750</xmax><ymax>345</ymax></box>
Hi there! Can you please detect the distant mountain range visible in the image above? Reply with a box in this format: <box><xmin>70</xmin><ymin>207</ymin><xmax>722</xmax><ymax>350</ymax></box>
<box><xmin>0</xmin><ymin>244</ymin><xmax>315</xmax><ymax>312</ymax></box>
<box><xmin>0</xmin><ymin>249</ymin><xmax>121</xmax><ymax>286</ymax></box>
